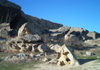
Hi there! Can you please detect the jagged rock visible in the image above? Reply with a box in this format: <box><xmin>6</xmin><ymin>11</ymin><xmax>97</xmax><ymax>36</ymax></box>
<box><xmin>57</xmin><ymin>44</ymin><xmax>80</xmax><ymax>66</ymax></box>
<box><xmin>20</xmin><ymin>34</ymin><xmax>41</xmax><ymax>43</ymax></box>
<box><xmin>87</xmin><ymin>31</ymin><xmax>100</xmax><ymax>40</ymax></box>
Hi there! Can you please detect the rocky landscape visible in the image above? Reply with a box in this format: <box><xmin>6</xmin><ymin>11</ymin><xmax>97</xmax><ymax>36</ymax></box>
<box><xmin>0</xmin><ymin>0</ymin><xmax>100</xmax><ymax>70</ymax></box>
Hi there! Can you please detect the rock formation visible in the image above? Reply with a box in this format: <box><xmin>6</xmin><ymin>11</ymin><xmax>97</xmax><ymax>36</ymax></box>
<box><xmin>0</xmin><ymin>0</ymin><xmax>62</xmax><ymax>36</ymax></box>
<box><xmin>0</xmin><ymin>0</ymin><xmax>100</xmax><ymax>67</ymax></box>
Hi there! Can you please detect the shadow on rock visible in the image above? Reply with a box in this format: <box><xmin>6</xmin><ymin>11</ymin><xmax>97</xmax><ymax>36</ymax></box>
<box><xmin>78</xmin><ymin>59</ymin><xmax>96</xmax><ymax>65</ymax></box>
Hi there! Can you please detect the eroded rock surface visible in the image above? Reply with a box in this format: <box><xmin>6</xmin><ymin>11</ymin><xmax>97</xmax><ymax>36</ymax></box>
<box><xmin>57</xmin><ymin>44</ymin><xmax>80</xmax><ymax>66</ymax></box>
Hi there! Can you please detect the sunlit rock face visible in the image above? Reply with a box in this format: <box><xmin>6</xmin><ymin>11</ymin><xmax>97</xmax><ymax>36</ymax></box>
<box><xmin>57</xmin><ymin>44</ymin><xmax>80</xmax><ymax>66</ymax></box>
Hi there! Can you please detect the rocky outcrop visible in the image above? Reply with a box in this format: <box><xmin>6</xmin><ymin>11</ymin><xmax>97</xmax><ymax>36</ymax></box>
<box><xmin>87</xmin><ymin>31</ymin><xmax>100</xmax><ymax>40</ymax></box>
<box><xmin>6</xmin><ymin>24</ymin><xmax>100</xmax><ymax>53</ymax></box>
<box><xmin>0</xmin><ymin>0</ymin><xmax>100</xmax><ymax>66</ymax></box>
<box><xmin>49</xmin><ymin>26</ymin><xmax>100</xmax><ymax>49</ymax></box>
<box><xmin>0</xmin><ymin>0</ymin><xmax>63</xmax><ymax>52</ymax></box>
<box><xmin>0</xmin><ymin>0</ymin><xmax>62</xmax><ymax>36</ymax></box>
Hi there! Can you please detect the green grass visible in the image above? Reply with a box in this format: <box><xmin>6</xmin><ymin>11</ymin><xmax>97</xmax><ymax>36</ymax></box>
<box><xmin>95</xmin><ymin>58</ymin><xmax>100</xmax><ymax>62</ymax></box>
<box><xmin>0</xmin><ymin>52</ymin><xmax>40</xmax><ymax>70</ymax></box>
<box><xmin>0</xmin><ymin>61</ymin><xmax>39</xmax><ymax>70</ymax></box>
<box><xmin>77</xmin><ymin>55</ymin><xmax>98</xmax><ymax>59</ymax></box>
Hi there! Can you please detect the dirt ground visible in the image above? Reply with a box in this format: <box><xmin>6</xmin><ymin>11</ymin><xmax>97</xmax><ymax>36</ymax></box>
<box><xmin>34</xmin><ymin>59</ymin><xmax>100</xmax><ymax>70</ymax></box>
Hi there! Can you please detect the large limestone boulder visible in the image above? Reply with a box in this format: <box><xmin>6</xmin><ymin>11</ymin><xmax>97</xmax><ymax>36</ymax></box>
<box><xmin>57</xmin><ymin>44</ymin><xmax>80</xmax><ymax>66</ymax></box>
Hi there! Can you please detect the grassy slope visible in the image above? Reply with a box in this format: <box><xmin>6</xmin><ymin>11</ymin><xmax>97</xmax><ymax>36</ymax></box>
<box><xmin>0</xmin><ymin>61</ymin><xmax>39</xmax><ymax>70</ymax></box>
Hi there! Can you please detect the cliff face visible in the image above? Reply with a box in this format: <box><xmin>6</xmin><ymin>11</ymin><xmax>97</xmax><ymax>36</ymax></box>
<box><xmin>0</xmin><ymin>0</ymin><xmax>21</xmax><ymax>23</ymax></box>
<box><xmin>0</xmin><ymin>0</ymin><xmax>62</xmax><ymax>34</ymax></box>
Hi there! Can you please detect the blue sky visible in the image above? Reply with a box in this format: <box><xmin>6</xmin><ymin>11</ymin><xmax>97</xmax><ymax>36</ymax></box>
<box><xmin>9</xmin><ymin>0</ymin><xmax>100</xmax><ymax>33</ymax></box>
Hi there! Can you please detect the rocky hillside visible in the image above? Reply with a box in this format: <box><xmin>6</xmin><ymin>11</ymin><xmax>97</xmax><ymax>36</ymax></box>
<box><xmin>0</xmin><ymin>0</ymin><xmax>62</xmax><ymax>35</ymax></box>
<box><xmin>0</xmin><ymin>0</ymin><xmax>100</xmax><ymax>56</ymax></box>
